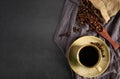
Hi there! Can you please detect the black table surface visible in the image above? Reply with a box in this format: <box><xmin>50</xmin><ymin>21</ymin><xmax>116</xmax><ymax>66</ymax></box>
<box><xmin>0</xmin><ymin>0</ymin><xmax>72</xmax><ymax>79</ymax></box>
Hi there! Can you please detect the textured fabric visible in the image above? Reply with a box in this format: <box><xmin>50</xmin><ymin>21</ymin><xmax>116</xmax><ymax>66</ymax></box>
<box><xmin>54</xmin><ymin>0</ymin><xmax>120</xmax><ymax>79</ymax></box>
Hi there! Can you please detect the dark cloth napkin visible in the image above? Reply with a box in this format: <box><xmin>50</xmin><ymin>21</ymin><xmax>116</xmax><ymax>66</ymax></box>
<box><xmin>54</xmin><ymin>0</ymin><xmax>120</xmax><ymax>79</ymax></box>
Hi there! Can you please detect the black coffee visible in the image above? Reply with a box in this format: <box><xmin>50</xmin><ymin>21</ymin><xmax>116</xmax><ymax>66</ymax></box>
<box><xmin>79</xmin><ymin>46</ymin><xmax>99</xmax><ymax>67</ymax></box>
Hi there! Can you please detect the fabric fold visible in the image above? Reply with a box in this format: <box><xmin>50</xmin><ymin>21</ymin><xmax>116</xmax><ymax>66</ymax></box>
<box><xmin>54</xmin><ymin>0</ymin><xmax>120</xmax><ymax>79</ymax></box>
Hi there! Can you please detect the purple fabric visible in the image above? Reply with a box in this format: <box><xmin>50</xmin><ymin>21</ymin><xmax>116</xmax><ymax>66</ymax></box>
<box><xmin>54</xmin><ymin>0</ymin><xmax>120</xmax><ymax>79</ymax></box>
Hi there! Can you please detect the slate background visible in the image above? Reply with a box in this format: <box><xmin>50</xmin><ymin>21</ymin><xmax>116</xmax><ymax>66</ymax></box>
<box><xmin>0</xmin><ymin>0</ymin><xmax>72</xmax><ymax>79</ymax></box>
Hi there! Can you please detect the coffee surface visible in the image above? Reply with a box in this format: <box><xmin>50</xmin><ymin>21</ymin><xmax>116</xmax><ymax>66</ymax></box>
<box><xmin>79</xmin><ymin>46</ymin><xmax>99</xmax><ymax>67</ymax></box>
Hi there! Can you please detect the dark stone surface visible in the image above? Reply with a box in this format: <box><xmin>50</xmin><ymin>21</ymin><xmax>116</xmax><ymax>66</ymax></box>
<box><xmin>0</xmin><ymin>0</ymin><xmax>72</xmax><ymax>79</ymax></box>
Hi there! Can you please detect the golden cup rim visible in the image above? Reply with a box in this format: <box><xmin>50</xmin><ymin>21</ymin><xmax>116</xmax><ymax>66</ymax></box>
<box><xmin>67</xmin><ymin>36</ymin><xmax>110</xmax><ymax>78</ymax></box>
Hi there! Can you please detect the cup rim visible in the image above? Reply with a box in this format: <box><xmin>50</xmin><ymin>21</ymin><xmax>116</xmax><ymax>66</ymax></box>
<box><xmin>67</xmin><ymin>36</ymin><xmax>110</xmax><ymax>78</ymax></box>
<box><xmin>76</xmin><ymin>44</ymin><xmax>102</xmax><ymax>68</ymax></box>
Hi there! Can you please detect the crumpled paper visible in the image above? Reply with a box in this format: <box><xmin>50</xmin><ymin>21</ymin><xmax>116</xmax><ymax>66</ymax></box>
<box><xmin>89</xmin><ymin>0</ymin><xmax>120</xmax><ymax>23</ymax></box>
<box><xmin>54</xmin><ymin>0</ymin><xmax>120</xmax><ymax>79</ymax></box>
